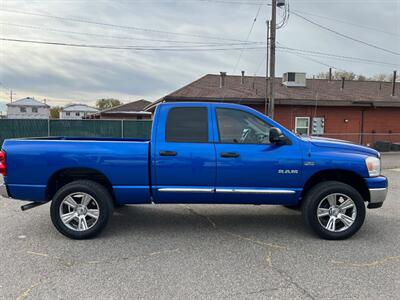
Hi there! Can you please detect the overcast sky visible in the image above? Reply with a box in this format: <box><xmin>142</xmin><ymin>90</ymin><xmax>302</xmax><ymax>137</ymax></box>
<box><xmin>0</xmin><ymin>0</ymin><xmax>399</xmax><ymax>107</ymax></box>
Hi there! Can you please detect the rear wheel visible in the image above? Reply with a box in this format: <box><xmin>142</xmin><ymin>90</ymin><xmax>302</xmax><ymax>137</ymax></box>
<box><xmin>50</xmin><ymin>180</ymin><xmax>113</xmax><ymax>239</ymax></box>
<box><xmin>302</xmin><ymin>181</ymin><xmax>365</xmax><ymax>240</ymax></box>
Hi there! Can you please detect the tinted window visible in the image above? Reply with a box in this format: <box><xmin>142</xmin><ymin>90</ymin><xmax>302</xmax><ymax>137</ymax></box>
<box><xmin>166</xmin><ymin>107</ymin><xmax>208</xmax><ymax>143</ymax></box>
<box><xmin>288</xmin><ymin>72</ymin><xmax>295</xmax><ymax>82</ymax></box>
<box><xmin>216</xmin><ymin>108</ymin><xmax>271</xmax><ymax>144</ymax></box>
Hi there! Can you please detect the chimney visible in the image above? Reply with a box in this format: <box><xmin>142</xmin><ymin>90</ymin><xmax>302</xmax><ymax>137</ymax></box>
<box><xmin>241</xmin><ymin>71</ymin><xmax>245</xmax><ymax>84</ymax></box>
<box><xmin>220</xmin><ymin>72</ymin><xmax>227</xmax><ymax>88</ymax></box>
<box><xmin>328</xmin><ymin>68</ymin><xmax>332</xmax><ymax>81</ymax></box>
<box><xmin>341</xmin><ymin>77</ymin><xmax>345</xmax><ymax>90</ymax></box>
<box><xmin>392</xmin><ymin>70</ymin><xmax>397</xmax><ymax>96</ymax></box>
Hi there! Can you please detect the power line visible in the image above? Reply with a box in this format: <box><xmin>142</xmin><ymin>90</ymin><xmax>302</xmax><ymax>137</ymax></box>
<box><xmin>8</xmin><ymin>0</ymin><xmax>269</xmax><ymax>4</ymax></box>
<box><xmin>2</xmin><ymin>34</ymin><xmax>397</xmax><ymax>68</ymax></box>
<box><xmin>0</xmin><ymin>23</ymin><xmax>263</xmax><ymax>48</ymax></box>
<box><xmin>0</xmin><ymin>37</ymin><xmax>269</xmax><ymax>51</ymax></box>
<box><xmin>291</xmin><ymin>11</ymin><xmax>400</xmax><ymax>56</ymax></box>
<box><xmin>276</xmin><ymin>45</ymin><xmax>400</xmax><ymax>68</ymax></box>
<box><xmin>291</xmin><ymin>9</ymin><xmax>400</xmax><ymax>38</ymax></box>
<box><xmin>232</xmin><ymin>3</ymin><xmax>263</xmax><ymax>74</ymax></box>
<box><xmin>284</xmin><ymin>50</ymin><xmax>344</xmax><ymax>71</ymax></box>
<box><xmin>0</xmin><ymin>8</ymin><xmax>256</xmax><ymax>43</ymax></box>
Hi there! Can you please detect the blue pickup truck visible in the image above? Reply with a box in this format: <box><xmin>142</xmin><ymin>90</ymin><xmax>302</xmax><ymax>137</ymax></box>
<box><xmin>0</xmin><ymin>102</ymin><xmax>388</xmax><ymax>240</ymax></box>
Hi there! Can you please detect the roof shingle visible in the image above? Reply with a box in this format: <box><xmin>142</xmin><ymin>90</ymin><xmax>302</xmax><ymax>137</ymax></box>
<box><xmin>7</xmin><ymin>97</ymin><xmax>50</xmax><ymax>107</ymax></box>
<box><xmin>160</xmin><ymin>74</ymin><xmax>400</xmax><ymax>107</ymax></box>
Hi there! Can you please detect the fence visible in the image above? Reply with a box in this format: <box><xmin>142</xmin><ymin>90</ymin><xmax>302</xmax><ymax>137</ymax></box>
<box><xmin>0</xmin><ymin>119</ymin><xmax>152</xmax><ymax>145</ymax></box>
<box><xmin>1</xmin><ymin>120</ymin><xmax>399</xmax><ymax>151</ymax></box>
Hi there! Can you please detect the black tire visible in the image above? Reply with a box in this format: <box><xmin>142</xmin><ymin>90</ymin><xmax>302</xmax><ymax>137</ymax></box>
<box><xmin>302</xmin><ymin>181</ymin><xmax>366</xmax><ymax>240</ymax></box>
<box><xmin>50</xmin><ymin>180</ymin><xmax>113</xmax><ymax>239</ymax></box>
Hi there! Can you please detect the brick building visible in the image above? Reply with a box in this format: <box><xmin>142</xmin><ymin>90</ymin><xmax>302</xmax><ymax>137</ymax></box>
<box><xmin>146</xmin><ymin>73</ymin><xmax>400</xmax><ymax>146</ymax></box>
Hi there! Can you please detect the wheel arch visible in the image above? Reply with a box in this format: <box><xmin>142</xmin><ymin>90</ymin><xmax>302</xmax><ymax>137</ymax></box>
<box><xmin>301</xmin><ymin>169</ymin><xmax>369</xmax><ymax>203</ymax></box>
<box><xmin>47</xmin><ymin>167</ymin><xmax>115</xmax><ymax>202</ymax></box>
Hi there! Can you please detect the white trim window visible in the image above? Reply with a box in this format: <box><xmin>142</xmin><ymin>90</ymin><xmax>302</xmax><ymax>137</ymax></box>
<box><xmin>295</xmin><ymin>117</ymin><xmax>310</xmax><ymax>136</ymax></box>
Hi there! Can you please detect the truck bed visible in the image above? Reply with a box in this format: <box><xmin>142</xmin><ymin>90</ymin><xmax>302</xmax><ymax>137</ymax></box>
<box><xmin>2</xmin><ymin>138</ymin><xmax>151</xmax><ymax>204</ymax></box>
<box><xmin>20</xmin><ymin>136</ymin><xmax>150</xmax><ymax>142</ymax></box>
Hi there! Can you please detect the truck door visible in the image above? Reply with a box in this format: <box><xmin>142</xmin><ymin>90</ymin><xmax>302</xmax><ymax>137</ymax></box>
<box><xmin>152</xmin><ymin>104</ymin><xmax>216</xmax><ymax>203</ymax></box>
<box><xmin>213</xmin><ymin>107</ymin><xmax>303</xmax><ymax>205</ymax></box>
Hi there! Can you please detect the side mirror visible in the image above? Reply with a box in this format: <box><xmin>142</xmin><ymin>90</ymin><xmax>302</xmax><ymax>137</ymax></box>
<box><xmin>269</xmin><ymin>127</ymin><xmax>289</xmax><ymax>145</ymax></box>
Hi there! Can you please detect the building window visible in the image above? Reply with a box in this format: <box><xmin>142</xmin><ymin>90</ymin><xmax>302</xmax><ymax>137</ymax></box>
<box><xmin>166</xmin><ymin>107</ymin><xmax>208</xmax><ymax>143</ymax></box>
<box><xmin>216</xmin><ymin>108</ymin><xmax>271</xmax><ymax>144</ymax></box>
<box><xmin>295</xmin><ymin>117</ymin><xmax>310</xmax><ymax>136</ymax></box>
<box><xmin>20</xmin><ymin>107</ymin><xmax>27</xmax><ymax>113</ymax></box>
<box><xmin>32</xmin><ymin>107</ymin><xmax>38</xmax><ymax>113</ymax></box>
<box><xmin>66</xmin><ymin>112</ymin><xmax>70</xmax><ymax>116</ymax></box>
<box><xmin>75</xmin><ymin>112</ymin><xmax>80</xmax><ymax>116</ymax></box>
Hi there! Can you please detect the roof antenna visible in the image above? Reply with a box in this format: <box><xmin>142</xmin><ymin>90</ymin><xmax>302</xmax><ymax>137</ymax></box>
<box><xmin>308</xmin><ymin>75</ymin><xmax>319</xmax><ymax>157</ymax></box>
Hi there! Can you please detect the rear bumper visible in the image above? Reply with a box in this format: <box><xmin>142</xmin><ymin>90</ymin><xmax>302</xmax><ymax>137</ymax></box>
<box><xmin>365</xmin><ymin>176</ymin><xmax>388</xmax><ymax>209</ymax></box>
<box><xmin>0</xmin><ymin>183</ymin><xmax>10</xmax><ymax>198</ymax></box>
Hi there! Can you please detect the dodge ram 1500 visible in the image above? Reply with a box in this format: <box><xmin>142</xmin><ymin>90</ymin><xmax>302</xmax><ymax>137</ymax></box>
<box><xmin>0</xmin><ymin>102</ymin><xmax>388</xmax><ymax>240</ymax></box>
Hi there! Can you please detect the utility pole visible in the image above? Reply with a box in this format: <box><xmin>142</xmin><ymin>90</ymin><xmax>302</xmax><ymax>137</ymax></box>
<box><xmin>264</xmin><ymin>20</ymin><xmax>270</xmax><ymax>116</ymax></box>
<box><xmin>9</xmin><ymin>90</ymin><xmax>15</xmax><ymax>102</ymax></box>
<box><xmin>268</xmin><ymin>0</ymin><xmax>277</xmax><ymax>119</ymax></box>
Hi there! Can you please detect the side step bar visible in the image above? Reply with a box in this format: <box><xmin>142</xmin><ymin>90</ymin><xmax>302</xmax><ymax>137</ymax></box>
<box><xmin>21</xmin><ymin>202</ymin><xmax>47</xmax><ymax>211</ymax></box>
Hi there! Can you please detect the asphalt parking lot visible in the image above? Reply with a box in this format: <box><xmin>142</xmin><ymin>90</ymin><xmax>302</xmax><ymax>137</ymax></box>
<box><xmin>0</xmin><ymin>155</ymin><xmax>399</xmax><ymax>299</ymax></box>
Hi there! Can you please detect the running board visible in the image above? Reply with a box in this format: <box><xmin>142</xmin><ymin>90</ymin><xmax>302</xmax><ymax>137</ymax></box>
<box><xmin>21</xmin><ymin>202</ymin><xmax>47</xmax><ymax>211</ymax></box>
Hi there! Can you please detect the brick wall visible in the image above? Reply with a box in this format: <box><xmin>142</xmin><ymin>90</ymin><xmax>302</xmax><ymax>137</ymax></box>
<box><xmin>249</xmin><ymin>104</ymin><xmax>400</xmax><ymax>145</ymax></box>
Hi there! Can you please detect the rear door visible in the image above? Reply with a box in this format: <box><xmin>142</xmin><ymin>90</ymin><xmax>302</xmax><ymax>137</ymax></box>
<box><xmin>152</xmin><ymin>104</ymin><xmax>216</xmax><ymax>203</ymax></box>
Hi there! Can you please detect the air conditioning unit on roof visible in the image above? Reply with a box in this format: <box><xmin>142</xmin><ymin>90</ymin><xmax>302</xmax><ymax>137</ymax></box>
<box><xmin>282</xmin><ymin>72</ymin><xmax>307</xmax><ymax>87</ymax></box>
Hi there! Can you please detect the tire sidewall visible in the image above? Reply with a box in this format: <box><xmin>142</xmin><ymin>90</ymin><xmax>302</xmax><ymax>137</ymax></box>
<box><xmin>303</xmin><ymin>182</ymin><xmax>366</xmax><ymax>240</ymax></box>
<box><xmin>50</xmin><ymin>181</ymin><xmax>113</xmax><ymax>239</ymax></box>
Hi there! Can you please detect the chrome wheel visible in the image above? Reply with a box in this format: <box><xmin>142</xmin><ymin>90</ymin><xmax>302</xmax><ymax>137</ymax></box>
<box><xmin>317</xmin><ymin>193</ymin><xmax>357</xmax><ymax>232</ymax></box>
<box><xmin>59</xmin><ymin>192</ymin><xmax>100</xmax><ymax>232</ymax></box>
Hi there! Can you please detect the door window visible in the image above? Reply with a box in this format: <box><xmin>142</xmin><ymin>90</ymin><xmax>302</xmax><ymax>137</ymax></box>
<box><xmin>216</xmin><ymin>108</ymin><xmax>271</xmax><ymax>144</ymax></box>
<box><xmin>166</xmin><ymin>107</ymin><xmax>208</xmax><ymax>143</ymax></box>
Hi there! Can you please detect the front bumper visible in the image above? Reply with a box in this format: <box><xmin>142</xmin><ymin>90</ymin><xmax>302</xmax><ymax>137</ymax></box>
<box><xmin>365</xmin><ymin>176</ymin><xmax>388</xmax><ymax>209</ymax></box>
<box><xmin>368</xmin><ymin>188</ymin><xmax>388</xmax><ymax>208</ymax></box>
<box><xmin>0</xmin><ymin>183</ymin><xmax>10</xmax><ymax>198</ymax></box>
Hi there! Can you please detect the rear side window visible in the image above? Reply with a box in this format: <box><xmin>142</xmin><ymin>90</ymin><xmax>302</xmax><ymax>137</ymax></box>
<box><xmin>166</xmin><ymin>107</ymin><xmax>208</xmax><ymax>143</ymax></box>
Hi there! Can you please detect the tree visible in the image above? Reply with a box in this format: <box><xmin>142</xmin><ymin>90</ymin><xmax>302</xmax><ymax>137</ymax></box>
<box><xmin>334</xmin><ymin>71</ymin><xmax>357</xmax><ymax>80</ymax></box>
<box><xmin>372</xmin><ymin>73</ymin><xmax>389</xmax><ymax>81</ymax></box>
<box><xmin>357</xmin><ymin>74</ymin><xmax>367</xmax><ymax>81</ymax></box>
<box><xmin>50</xmin><ymin>106</ymin><xmax>61</xmax><ymax>119</ymax></box>
<box><xmin>314</xmin><ymin>71</ymin><xmax>398</xmax><ymax>82</ymax></box>
<box><xmin>315</xmin><ymin>72</ymin><xmax>329</xmax><ymax>79</ymax></box>
<box><xmin>314</xmin><ymin>71</ymin><xmax>357</xmax><ymax>80</ymax></box>
<box><xmin>96</xmin><ymin>98</ymin><xmax>122</xmax><ymax>110</ymax></box>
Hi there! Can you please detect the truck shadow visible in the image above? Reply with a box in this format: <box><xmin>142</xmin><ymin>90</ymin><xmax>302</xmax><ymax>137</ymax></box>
<box><xmin>104</xmin><ymin>205</ymin><xmax>310</xmax><ymax>239</ymax></box>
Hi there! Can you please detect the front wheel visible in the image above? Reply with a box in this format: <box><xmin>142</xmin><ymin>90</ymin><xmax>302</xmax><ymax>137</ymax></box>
<box><xmin>302</xmin><ymin>181</ymin><xmax>366</xmax><ymax>240</ymax></box>
<box><xmin>50</xmin><ymin>180</ymin><xmax>113</xmax><ymax>239</ymax></box>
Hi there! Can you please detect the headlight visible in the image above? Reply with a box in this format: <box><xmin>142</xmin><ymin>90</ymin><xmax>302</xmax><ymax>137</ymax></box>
<box><xmin>365</xmin><ymin>157</ymin><xmax>381</xmax><ymax>177</ymax></box>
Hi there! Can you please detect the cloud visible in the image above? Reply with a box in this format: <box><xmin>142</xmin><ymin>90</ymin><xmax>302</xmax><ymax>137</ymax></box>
<box><xmin>0</xmin><ymin>0</ymin><xmax>399</xmax><ymax>106</ymax></box>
